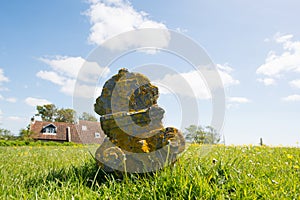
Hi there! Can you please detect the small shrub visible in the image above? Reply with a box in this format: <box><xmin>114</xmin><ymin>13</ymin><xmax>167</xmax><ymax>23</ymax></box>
<box><xmin>0</xmin><ymin>140</ymin><xmax>80</xmax><ymax>146</ymax></box>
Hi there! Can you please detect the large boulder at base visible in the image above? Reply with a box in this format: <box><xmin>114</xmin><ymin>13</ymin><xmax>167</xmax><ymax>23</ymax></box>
<box><xmin>94</xmin><ymin>68</ymin><xmax>185</xmax><ymax>173</ymax></box>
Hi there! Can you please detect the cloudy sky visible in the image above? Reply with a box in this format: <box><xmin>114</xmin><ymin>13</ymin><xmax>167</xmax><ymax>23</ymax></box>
<box><xmin>0</xmin><ymin>0</ymin><xmax>300</xmax><ymax>146</ymax></box>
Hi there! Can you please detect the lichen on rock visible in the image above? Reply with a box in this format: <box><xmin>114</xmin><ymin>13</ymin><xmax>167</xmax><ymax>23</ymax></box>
<box><xmin>94</xmin><ymin>68</ymin><xmax>185</xmax><ymax>173</ymax></box>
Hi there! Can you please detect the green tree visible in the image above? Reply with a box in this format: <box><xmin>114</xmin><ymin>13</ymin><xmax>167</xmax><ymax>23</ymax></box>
<box><xmin>204</xmin><ymin>126</ymin><xmax>221</xmax><ymax>144</ymax></box>
<box><xmin>19</xmin><ymin>124</ymin><xmax>34</xmax><ymax>140</ymax></box>
<box><xmin>0</xmin><ymin>128</ymin><xmax>11</xmax><ymax>137</ymax></box>
<box><xmin>35</xmin><ymin>104</ymin><xmax>76</xmax><ymax>123</ymax></box>
<box><xmin>184</xmin><ymin>125</ymin><xmax>220</xmax><ymax>144</ymax></box>
<box><xmin>0</xmin><ymin>128</ymin><xmax>16</xmax><ymax>140</ymax></box>
<box><xmin>79</xmin><ymin>112</ymin><xmax>97</xmax><ymax>121</ymax></box>
<box><xmin>36</xmin><ymin>104</ymin><xmax>57</xmax><ymax>122</ymax></box>
<box><xmin>55</xmin><ymin>108</ymin><xmax>76</xmax><ymax>123</ymax></box>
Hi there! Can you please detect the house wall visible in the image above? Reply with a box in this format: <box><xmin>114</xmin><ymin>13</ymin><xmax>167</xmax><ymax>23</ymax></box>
<box><xmin>30</xmin><ymin>120</ymin><xmax>105</xmax><ymax>144</ymax></box>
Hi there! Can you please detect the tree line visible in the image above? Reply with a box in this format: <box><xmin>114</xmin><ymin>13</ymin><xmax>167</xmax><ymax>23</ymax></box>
<box><xmin>2</xmin><ymin>103</ymin><xmax>221</xmax><ymax>144</ymax></box>
<box><xmin>184</xmin><ymin>125</ymin><xmax>221</xmax><ymax>144</ymax></box>
<box><xmin>35</xmin><ymin>104</ymin><xmax>97</xmax><ymax>123</ymax></box>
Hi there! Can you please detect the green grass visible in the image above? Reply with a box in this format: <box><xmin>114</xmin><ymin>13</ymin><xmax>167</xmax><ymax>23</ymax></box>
<box><xmin>0</xmin><ymin>144</ymin><xmax>299</xmax><ymax>199</ymax></box>
<box><xmin>0</xmin><ymin>140</ymin><xmax>83</xmax><ymax>146</ymax></box>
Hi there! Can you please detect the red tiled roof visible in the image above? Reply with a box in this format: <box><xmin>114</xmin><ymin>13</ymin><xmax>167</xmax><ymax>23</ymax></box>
<box><xmin>30</xmin><ymin>120</ymin><xmax>105</xmax><ymax>144</ymax></box>
<box><xmin>75</xmin><ymin>120</ymin><xmax>104</xmax><ymax>144</ymax></box>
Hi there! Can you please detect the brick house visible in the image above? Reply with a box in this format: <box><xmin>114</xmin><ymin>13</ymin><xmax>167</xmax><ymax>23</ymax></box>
<box><xmin>30</xmin><ymin>120</ymin><xmax>105</xmax><ymax>144</ymax></box>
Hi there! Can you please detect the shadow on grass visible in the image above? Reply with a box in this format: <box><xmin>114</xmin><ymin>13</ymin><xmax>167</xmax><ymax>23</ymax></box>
<box><xmin>24</xmin><ymin>159</ymin><xmax>124</xmax><ymax>190</ymax></box>
<box><xmin>25</xmin><ymin>159</ymin><xmax>157</xmax><ymax>191</ymax></box>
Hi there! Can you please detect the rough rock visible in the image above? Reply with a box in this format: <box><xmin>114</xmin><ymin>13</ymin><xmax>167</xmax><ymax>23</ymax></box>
<box><xmin>94</xmin><ymin>68</ymin><xmax>185</xmax><ymax>173</ymax></box>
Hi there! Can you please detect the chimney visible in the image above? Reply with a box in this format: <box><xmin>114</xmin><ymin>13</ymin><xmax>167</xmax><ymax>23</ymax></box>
<box><xmin>31</xmin><ymin>116</ymin><xmax>35</xmax><ymax>124</ymax></box>
<box><xmin>66</xmin><ymin>127</ymin><xmax>71</xmax><ymax>142</ymax></box>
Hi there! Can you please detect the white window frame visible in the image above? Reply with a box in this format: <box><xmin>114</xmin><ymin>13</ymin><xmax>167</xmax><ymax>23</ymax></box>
<box><xmin>42</xmin><ymin>124</ymin><xmax>57</xmax><ymax>135</ymax></box>
<box><xmin>82</xmin><ymin>125</ymin><xmax>87</xmax><ymax>131</ymax></box>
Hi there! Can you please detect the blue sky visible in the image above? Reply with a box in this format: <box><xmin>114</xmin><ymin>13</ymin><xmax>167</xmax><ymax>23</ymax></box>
<box><xmin>0</xmin><ymin>0</ymin><xmax>300</xmax><ymax>146</ymax></box>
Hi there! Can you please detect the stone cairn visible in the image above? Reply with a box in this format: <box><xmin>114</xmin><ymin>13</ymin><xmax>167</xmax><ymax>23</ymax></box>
<box><xmin>94</xmin><ymin>68</ymin><xmax>185</xmax><ymax>173</ymax></box>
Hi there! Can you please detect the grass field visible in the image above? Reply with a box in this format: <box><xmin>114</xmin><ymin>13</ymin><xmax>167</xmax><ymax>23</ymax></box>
<box><xmin>0</xmin><ymin>144</ymin><xmax>299</xmax><ymax>199</ymax></box>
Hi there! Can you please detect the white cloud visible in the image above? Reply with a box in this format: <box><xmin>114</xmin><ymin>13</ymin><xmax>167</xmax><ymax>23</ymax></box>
<box><xmin>175</xmin><ymin>27</ymin><xmax>188</xmax><ymax>34</ymax></box>
<box><xmin>155</xmin><ymin>70</ymin><xmax>211</xmax><ymax>99</ymax></box>
<box><xmin>37</xmin><ymin>1</ymin><xmax>171</xmax><ymax>97</ymax></box>
<box><xmin>0</xmin><ymin>95</ymin><xmax>17</xmax><ymax>103</ymax></box>
<box><xmin>85</xmin><ymin>0</ymin><xmax>170</xmax><ymax>51</ymax></box>
<box><xmin>59</xmin><ymin>79</ymin><xmax>75</xmax><ymax>96</ymax></box>
<box><xmin>36</xmin><ymin>70</ymin><xmax>76</xmax><ymax>96</ymax></box>
<box><xmin>257</xmin><ymin>33</ymin><xmax>300</xmax><ymax>77</ymax></box>
<box><xmin>274</xmin><ymin>33</ymin><xmax>293</xmax><ymax>43</ymax></box>
<box><xmin>0</xmin><ymin>109</ymin><xmax>2</xmax><ymax>124</ymax></box>
<box><xmin>228</xmin><ymin>97</ymin><xmax>251</xmax><ymax>103</ymax></box>
<box><xmin>226</xmin><ymin>97</ymin><xmax>251</xmax><ymax>109</ymax></box>
<box><xmin>0</xmin><ymin>69</ymin><xmax>10</xmax><ymax>93</ymax></box>
<box><xmin>216</xmin><ymin>64</ymin><xmax>240</xmax><ymax>86</ymax></box>
<box><xmin>0</xmin><ymin>87</ymin><xmax>9</xmax><ymax>91</ymax></box>
<box><xmin>5</xmin><ymin>97</ymin><xmax>17</xmax><ymax>103</ymax></box>
<box><xmin>39</xmin><ymin>56</ymin><xmax>84</xmax><ymax>79</ymax></box>
<box><xmin>227</xmin><ymin>97</ymin><xmax>251</xmax><ymax>109</ymax></box>
<box><xmin>0</xmin><ymin>68</ymin><xmax>9</xmax><ymax>83</ymax></box>
<box><xmin>282</xmin><ymin>94</ymin><xmax>300</xmax><ymax>102</ymax></box>
<box><xmin>0</xmin><ymin>69</ymin><xmax>10</xmax><ymax>124</ymax></box>
<box><xmin>36</xmin><ymin>71</ymin><xmax>66</xmax><ymax>85</ymax></box>
<box><xmin>37</xmin><ymin>56</ymin><xmax>110</xmax><ymax>97</ymax></box>
<box><xmin>289</xmin><ymin>79</ymin><xmax>300</xmax><ymax>88</ymax></box>
<box><xmin>7</xmin><ymin>116</ymin><xmax>22</xmax><ymax>121</ymax></box>
<box><xmin>154</xmin><ymin>64</ymin><xmax>240</xmax><ymax>100</ymax></box>
<box><xmin>257</xmin><ymin>78</ymin><xmax>276</xmax><ymax>86</ymax></box>
<box><xmin>25</xmin><ymin>97</ymin><xmax>52</xmax><ymax>107</ymax></box>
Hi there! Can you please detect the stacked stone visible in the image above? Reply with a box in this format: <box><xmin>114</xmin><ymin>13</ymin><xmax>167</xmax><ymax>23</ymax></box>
<box><xmin>94</xmin><ymin>68</ymin><xmax>159</xmax><ymax>115</ymax></box>
<box><xmin>94</xmin><ymin>68</ymin><xmax>185</xmax><ymax>173</ymax></box>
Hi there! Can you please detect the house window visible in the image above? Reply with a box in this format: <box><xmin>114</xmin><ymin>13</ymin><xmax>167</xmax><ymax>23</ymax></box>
<box><xmin>45</xmin><ymin>127</ymin><xmax>56</xmax><ymax>134</ymax></box>
<box><xmin>82</xmin><ymin>125</ymin><xmax>87</xmax><ymax>131</ymax></box>
<box><xmin>42</xmin><ymin>124</ymin><xmax>57</xmax><ymax>134</ymax></box>
<box><xmin>95</xmin><ymin>132</ymin><xmax>101</xmax><ymax>138</ymax></box>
